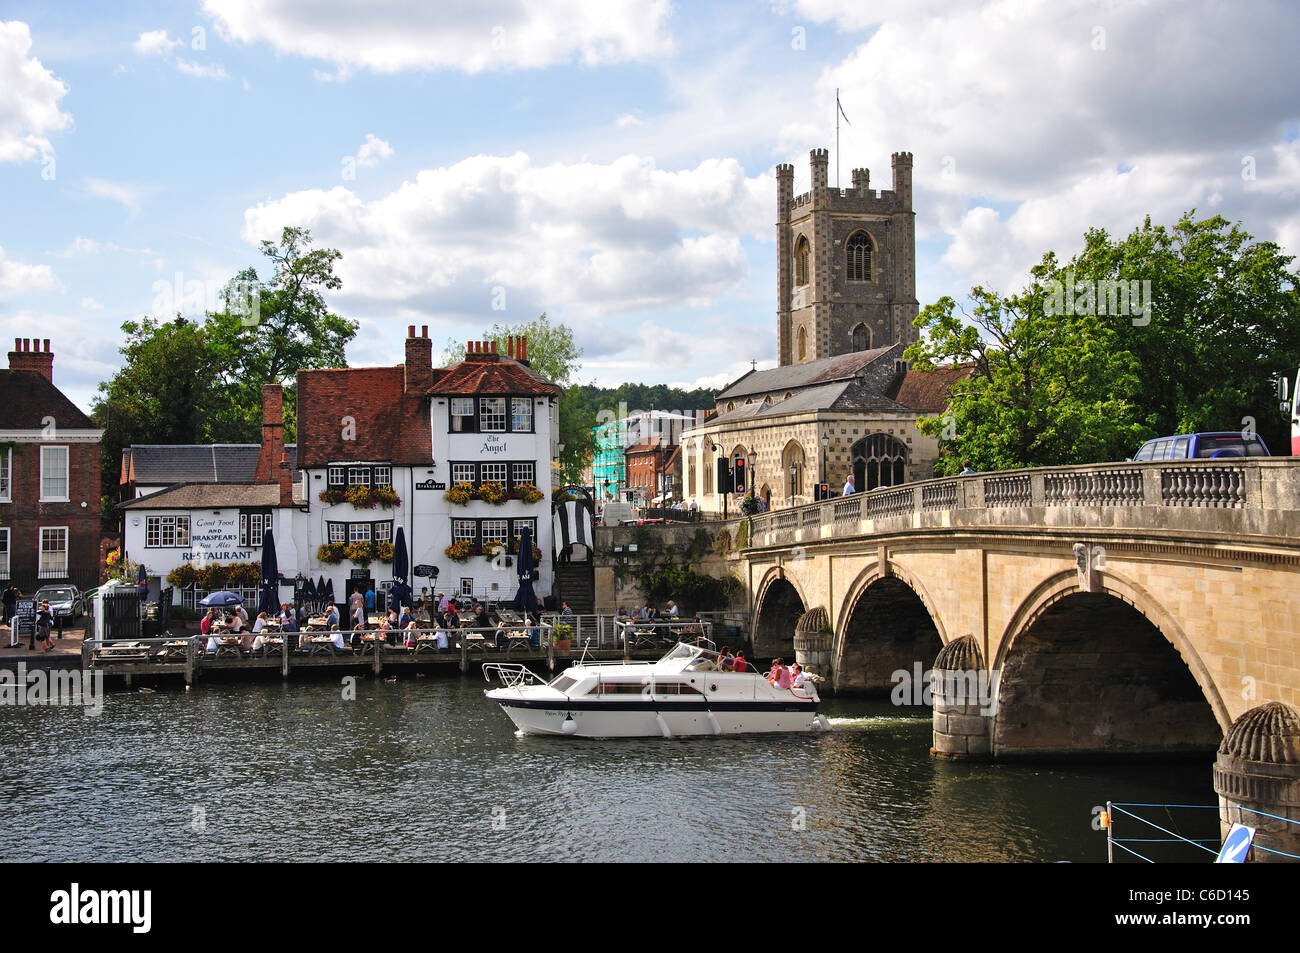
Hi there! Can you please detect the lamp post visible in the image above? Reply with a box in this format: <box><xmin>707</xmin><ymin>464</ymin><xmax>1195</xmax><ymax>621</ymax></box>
<box><xmin>788</xmin><ymin>463</ymin><xmax>798</xmax><ymax>505</ymax></box>
<box><xmin>711</xmin><ymin>441</ymin><xmax>727</xmax><ymax>522</ymax></box>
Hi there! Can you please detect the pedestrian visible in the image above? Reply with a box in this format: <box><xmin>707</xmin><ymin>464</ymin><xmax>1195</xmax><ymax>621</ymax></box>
<box><xmin>365</xmin><ymin>585</ymin><xmax>376</xmax><ymax>612</ymax></box>
<box><xmin>561</xmin><ymin>601</ymin><xmax>574</xmax><ymax>624</ymax></box>
<box><xmin>37</xmin><ymin>600</ymin><xmax>55</xmax><ymax>652</ymax></box>
<box><xmin>959</xmin><ymin>460</ymin><xmax>976</xmax><ymax>475</ymax></box>
<box><xmin>1</xmin><ymin>583</ymin><xmax>15</xmax><ymax>628</ymax></box>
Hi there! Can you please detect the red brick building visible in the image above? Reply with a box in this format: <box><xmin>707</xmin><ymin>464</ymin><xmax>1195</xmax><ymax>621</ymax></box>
<box><xmin>0</xmin><ymin>339</ymin><xmax>103</xmax><ymax>592</ymax></box>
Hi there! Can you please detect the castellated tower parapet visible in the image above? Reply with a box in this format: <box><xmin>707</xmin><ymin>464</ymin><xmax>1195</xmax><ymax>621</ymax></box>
<box><xmin>776</xmin><ymin>146</ymin><xmax>919</xmax><ymax>366</ymax></box>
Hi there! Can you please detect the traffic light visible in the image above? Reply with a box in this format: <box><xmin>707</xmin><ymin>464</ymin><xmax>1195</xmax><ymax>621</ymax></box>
<box><xmin>716</xmin><ymin>457</ymin><xmax>730</xmax><ymax>494</ymax></box>
<box><xmin>814</xmin><ymin>483</ymin><xmax>830</xmax><ymax>501</ymax></box>
<box><xmin>733</xmin><ymin>456</ymin><xmax>747</xmax><ymax>494</ymax></box>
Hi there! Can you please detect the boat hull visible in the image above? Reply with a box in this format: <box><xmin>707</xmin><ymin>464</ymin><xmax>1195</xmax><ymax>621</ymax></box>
<box><xmin>492</xmin><ymin>697</ymin><xmax>824</xmax><ymax>737</ymax></box>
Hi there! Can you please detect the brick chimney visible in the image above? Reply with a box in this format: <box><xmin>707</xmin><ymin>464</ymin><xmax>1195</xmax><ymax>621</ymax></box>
<box><xmin>254</xmin><ymin>384</ymin><xmax>294</xmax><ymax>505</ymax></box>
<box><xmin>8</xmin><ymin>338</ymin><xmax>54</xmax><ymax>383</ymax></box>
<box><xmin>404</xmin><ymin>325</ymin><xmax>434</xmax><ymax>394</ymax></box>
<box><xmin>464</xmin><ymin>339</ymin><xmax>500</xmax><ymax>363</ymax></box>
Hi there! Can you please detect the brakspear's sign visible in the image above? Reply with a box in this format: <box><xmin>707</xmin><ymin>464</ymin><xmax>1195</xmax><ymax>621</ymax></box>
<box><xmin>183</xmin><ymin>515</ymin><xmax>253</xmax><ymax>562</ymax></box>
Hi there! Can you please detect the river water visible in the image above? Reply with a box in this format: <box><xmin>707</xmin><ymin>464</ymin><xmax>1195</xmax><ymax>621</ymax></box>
<box><xmin>0</xmin><ymin>675</ymin><xmax>1218</xmax><ymax>862</ymax></box>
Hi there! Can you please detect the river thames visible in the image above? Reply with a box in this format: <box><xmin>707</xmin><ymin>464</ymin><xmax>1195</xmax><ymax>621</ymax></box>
<box><xmin>0</xmin><ymin>675</ymin><xmax>1218</xmax><ymax>863</ymax></box>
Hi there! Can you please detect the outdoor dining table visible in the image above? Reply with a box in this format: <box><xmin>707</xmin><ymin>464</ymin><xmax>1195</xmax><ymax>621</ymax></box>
<box><xmin>214</xmin><ymin>637</ymin><xmax>242</xmax><ymax>659</ymax></box>
<box><xmin>155</xmin><ymin>640</ymin><xmax>191</xmax><ymax>661</ymax></box>
<box><xmin>94</xmin><ymin>642</ymin><xmax>152</xmax><ymax>663</ymax></box>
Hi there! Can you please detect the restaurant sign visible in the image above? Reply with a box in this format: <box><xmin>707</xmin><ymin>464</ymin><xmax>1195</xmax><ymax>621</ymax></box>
<box><xmin>182</xmin><ymin>515</ymin><xmax>253</xmax><ymax>562</ymax></box>
<box><xmin>414</xmin><ymin>480</ymin><xmax>446</xmax><ymax>491</ymax></box>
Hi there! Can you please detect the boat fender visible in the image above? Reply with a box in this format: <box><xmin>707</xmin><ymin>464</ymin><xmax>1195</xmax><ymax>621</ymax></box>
<box><xmin>706</xmin><ymin>710</ymin><xmax>721</xmax><ymax>736</ymax></box>
<box><xmin>562</xmin><ymin>714</ymin><xmax>577</xmax><ymax>734</ymax></box>
<box><xmin>812</xmin><ymin>714</ymin><xmax>832</xmax><ymax>733</ymax></box>
<box><xmin>655</xmin><ymin>712</ymin><xmax>672</xmax><ymax>738</ymax></box>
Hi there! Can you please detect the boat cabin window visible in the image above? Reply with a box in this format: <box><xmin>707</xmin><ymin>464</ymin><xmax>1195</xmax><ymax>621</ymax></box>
<box><xmin>550</xmin><ymin>675</ymin><xmax>579</xmax><ymax>693</ymax></box>
<box><xmin>653</xmin><ymin>681</ymin><xmax>703</xmax><ymax>695</ymax></box>
<box><xmin>660</xmin><ymin>643</ymin><xmax>701</xmax><ymax>663</ymax></box>
<box><xmin>591</xmin><ymin>682</ymin><xmax>649</xmax><ymax>695</ymax></box>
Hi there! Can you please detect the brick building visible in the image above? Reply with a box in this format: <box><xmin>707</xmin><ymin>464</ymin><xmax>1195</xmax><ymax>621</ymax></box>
<box><xmin>0</xmin><ymin>339</ymin><xmax>103</xmax><ymax>592</ymax></box>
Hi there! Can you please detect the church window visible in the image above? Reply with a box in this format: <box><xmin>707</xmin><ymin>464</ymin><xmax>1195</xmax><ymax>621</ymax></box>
<box><xmin>846</xmin><ymin>231</ymin><xmax>872</xmax><ymax>281</ymax></box>
<box><xmin>797</xmin><ymin>326</ymin><xmax>807</xmax><ymax>361</ymax></box>
<box><xmin>794</xmin><ymin>236</ymin><xmax>810</xmax><ymax>286</ymax></box>
<box><xmin>851</xmin><ymin>323</ymin><xmax>870</xmax><ymax>351</ymax></box>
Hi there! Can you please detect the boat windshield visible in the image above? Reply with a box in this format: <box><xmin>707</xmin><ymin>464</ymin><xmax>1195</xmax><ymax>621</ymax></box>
<box><xmin>659</xmin><ymin>642</ymin><xmax>713</xmax><ymax>664</ymax></box>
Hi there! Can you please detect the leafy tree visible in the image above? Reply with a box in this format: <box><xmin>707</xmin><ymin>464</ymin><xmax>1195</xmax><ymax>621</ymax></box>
<box><xmin>204</xmin><ymin>226</ymin><xmax>357</xmax><ymax>442</ymax></box>
<box><xmin>907</xmin><ymin>212</ymin><xmax>1300</xmax><ymax>473</ymax></box>
<box><xmin>91</xmin><ymin>315</ymin><xmax>215</xmax><ymax>528</ymax></box>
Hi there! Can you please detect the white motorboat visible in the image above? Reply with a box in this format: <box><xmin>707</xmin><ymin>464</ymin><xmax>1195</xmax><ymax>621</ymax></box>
<box><xmin>483</xmin><ymin>642</ymin><xmax>831</xmax><ymax>738</ymax></box>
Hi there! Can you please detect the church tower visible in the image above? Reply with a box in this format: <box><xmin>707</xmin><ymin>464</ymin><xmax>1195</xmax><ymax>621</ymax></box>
<box><xmin>777</xmin><ymin>149</ymin><xmax>918</xmax><ymax>365</ymax></box>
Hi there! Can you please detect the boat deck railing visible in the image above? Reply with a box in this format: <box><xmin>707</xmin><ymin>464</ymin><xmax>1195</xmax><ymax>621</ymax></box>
<box><xmin>1104</xmin><ymin>801</ymin><xmax>1300</xmax><ymax>862</ymax></box>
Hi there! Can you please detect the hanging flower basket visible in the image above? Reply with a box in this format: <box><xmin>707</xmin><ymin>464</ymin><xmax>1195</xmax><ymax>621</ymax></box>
<box><xmin>444</xmin><ymin>482</ymin><xmax>473</xmax><ymax>505</ymax></box>
<box><xmin>317</xmin><ymin>543</ymin><xmax>348</xmax><ymax>564</ymax></box>
<box><xmin>346</xmin><ymin>541</ymin><xmax>374</xmax><ymax>565</ymax></box>
<box><xmin>319</xmin><ymin>485</ymin><xmax>401</xmax><ymax>509</ymax></box>
<box><xmin>511</xmin><ymin>483</ymin><xmax>544</xmax><ymax>504</ymax></box>
<box><xmin>475</xmin><ymin>481</ymin><xmax>507</xmax><ymax>505</ymax></box>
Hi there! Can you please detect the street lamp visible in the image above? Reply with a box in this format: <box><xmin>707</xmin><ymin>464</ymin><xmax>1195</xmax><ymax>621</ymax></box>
<box><xmin>788</xmin><ymin>463</ymin><xmax>798</xmax><ymax>503</ymax></box>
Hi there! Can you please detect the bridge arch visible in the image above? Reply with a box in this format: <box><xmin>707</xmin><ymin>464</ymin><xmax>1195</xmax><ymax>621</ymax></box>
<box><xmin>833</xmin><ymin>565</ymin><xmax>947</xmax><ymax>695</ymax></box>
<box><xmin>751</xmin><ymin>566</ymin><xmax>809</xmax><ymax>659</ymax></box>
<box><xmin>992</xmin><ymin>568</ymin><xmax>1226</xmax><ymax>758</ymax></box>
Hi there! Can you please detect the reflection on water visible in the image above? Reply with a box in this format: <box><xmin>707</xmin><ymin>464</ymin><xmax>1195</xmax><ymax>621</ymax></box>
<box><xmin>0</xmin><ymin>677</ymin><xmax>1217</xmax><ymax>862</ymax></box>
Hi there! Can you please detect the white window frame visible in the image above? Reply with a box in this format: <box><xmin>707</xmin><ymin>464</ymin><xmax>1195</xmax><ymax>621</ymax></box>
<box><xmin>452</xmin><ymin>519</ymin><xmax>477</xmax><ymax>543</ymax></box>
<box><xmin>482</xmin><ymin>519</ymin><xmax>509</xmax><ymax>544</ymax></box>
<box><xmin>511</xmin><ymin>518</ymin><xmax>536</xmax><ymax>542</ymax></box>
<box><xmin>348</xmin><ymin>523</ymin><xmax>372</xmax><ymax>543</ymax></box>
<box><xmin>373</xmin><ymin>466</ymin><xmax>392</xmax><ymax>487</ymax></box>
<box><xmin>374</xmin><ymin>521</ymin><xmax>392</xmax><ymax>542</ymax></box>
<box><xmin>451</xmin><ymin>462</ymin><xmax>476</xmax><ymax>485</ymax></box>
<box><xmin>147</xmin><ymin>515</ymin><xmax>191</xmax><ymax>548</ymax></box>
<box><xmin>450</xmin><ymin>398</ymin><xmax>476</xmax><ymax>432</ymax></box>
<box><xmin>480</xmin><ymin>397</ymin><xmax>506</xmax><ymax>432</ymax></box>
<box><xmin>347</xmin><ymin>467</ymin><xmax>371</xmax><ymax>487</ymax></box>
<box><xmin>39</xmin><ymin>526</ymin><xmax>68</xmax><ymax>577</ymax></box>
<box><xmin>328</xmin><ymin>466</ymin><xmax>345</xmax><ymax>486</ymax></box>
<box><xmin>328</xmin><ymin>523</ymin><xmax>347</xmax><ymax>543</ymax></box>
<box><xmin>481</xmin><ymin>462</ymin><xmax>507</xmax><ymax>485</ymax></box>
<box><xmin>0</xmin><ymin>527</ymin><xmax>8</xmax><ymax>577</ymax></box>
<box><xmin>0</xmin><ymin>447</ymin><xmax>10</xmax><ymax>502</ymax></box>
<box><xmin>511</xmin><ymin>462</ymin><xmax>535</xmax><ymax>486</ymax></box>
<box><xmin>40</xmin><ymin>445</ymin><xmax>70</xmax><ymax>502</ymax></box>
<box><xmin>511</xmin><ymin>397</ymin><xmax>533</xmax><ymax>432</ymax></box>
<box><xmin>460</xmin><ymin>577</ymin><xmax>474</xmax><ymax>598</ymax></box>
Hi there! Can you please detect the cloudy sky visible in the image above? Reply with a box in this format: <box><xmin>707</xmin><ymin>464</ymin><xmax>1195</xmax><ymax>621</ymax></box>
<box><xmin>3</xmin><ymin>0</ymin><xmax>1298</xmax><ymax>413</ymax></box>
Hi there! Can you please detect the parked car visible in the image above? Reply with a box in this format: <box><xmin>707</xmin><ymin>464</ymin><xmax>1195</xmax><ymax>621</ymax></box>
<box><xmin>599</xmin><ymin>501</ymin><xmax>638</xmax><ymax>526</ymax></box>
<box><xmin>34</xmin><ymin>584</ymin><xmax>86</xmax><ymax>621</ymax></box>
<box><xmin>1131</xmin><ymin>431</ymin><xmax>1271</xmax><ymax>461</ymax></box>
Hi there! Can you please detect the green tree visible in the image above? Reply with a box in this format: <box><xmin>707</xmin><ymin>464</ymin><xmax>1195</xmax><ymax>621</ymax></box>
<box><xmin>91</xmin><ymin>315</ymin><xmax>215</xmax><ymax>528</ymax></box>
<box><xmin>908</xmin><ymin>212</ymin><xmax>1300</xmax><ymax>473</ymax></box>
<box><xmin>204</xmin><ymin>226</ymin><xmax>357</xmax><ymax>441</ymax></box>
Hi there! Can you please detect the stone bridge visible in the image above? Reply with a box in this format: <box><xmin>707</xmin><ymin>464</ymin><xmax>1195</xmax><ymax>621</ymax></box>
<box><xmin>738</xmin><ymin>460</ymin><xmax>1300</xmax><ymax>758</ymax></box>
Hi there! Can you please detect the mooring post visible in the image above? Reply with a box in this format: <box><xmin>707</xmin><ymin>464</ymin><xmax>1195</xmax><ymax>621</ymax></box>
<box><xmin>281</xmin><ymin>634</ymin><xmax>289</xmax><ymax>679</ymax></box>
<box><xmin>184</xmin><ymin>638</ymin><xmax>194</xmax><ymax>687</ymax></box>
<box><xmin>373</xmin><ymin>639</ymin><xmax>383</xmax><ymax>676</ymax></box>
<box><xmin>460</xmin><ymin>635</ymin><xmax>468</xmax><ymax>674</ymax></box>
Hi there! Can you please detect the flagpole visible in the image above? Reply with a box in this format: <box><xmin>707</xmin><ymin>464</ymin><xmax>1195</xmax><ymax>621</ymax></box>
<box><xmin>836</xmin><ymin>87</ymin><xmax>840</xmax><ymax>189</ymax></box>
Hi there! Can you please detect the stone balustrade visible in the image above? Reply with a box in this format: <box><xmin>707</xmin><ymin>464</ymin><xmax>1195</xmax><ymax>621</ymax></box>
<box><xmin>746</xmin><ymin>459</ymin><xmax>1300</xmax><ymax>548</ymax></box>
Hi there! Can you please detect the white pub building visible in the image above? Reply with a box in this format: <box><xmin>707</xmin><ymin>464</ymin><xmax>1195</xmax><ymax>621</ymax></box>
<box><xmin>119</xmin><ymin>328</ymin><xmax>560</xmax><ymax>613</ymax></box>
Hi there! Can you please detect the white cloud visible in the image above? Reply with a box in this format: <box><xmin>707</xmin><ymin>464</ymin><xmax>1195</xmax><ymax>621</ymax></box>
<box><xmin>0</xmin><ymin>21</ymin><xmax>72</xmax><ymax>163</ymax></box>
<box><xmin>240</xmin><ymin>151</ymin><xmax>771</xmax><ymax>319</ymax></box>
<box><xmin>57</xmin><ymin>235</ymin><xmax>157</xmax><ymax>257</ymax></box>
<box><xmin>132</xmin><ymin>29</ymin><xmax>182</xmax><ymax>57</ymax></box>
<box><xmin>204</xmin><ymin>0</ymin><xmax>673</xmax><ymax>73</ymax></box>
<box><xmin>356</xmin><ymin>133</ymin><xmax>393</xmax><ymax>167</ymax></box>
<box><xmin>615</xmin><ymin>113</ymin><xmax>644</xmax><ymax>129</ymax></box>
<box><xmin>0</xmin><ymin>246</ymin><xmax>59</xmax><ymax>299</ymax></box>
<box><xmin>80</xmin><ymin>296</ymin><xmax>103</xmax><ymax>310</ymax></box>
<box><xmin>175</xmin><ymin>58</ymin><xmax>229</xmax><ymax>80</ymax></box>
<box><xmin>84</xmin><ymin>178</ymin><xmax>154</xmax><ymax>216</ymax></box>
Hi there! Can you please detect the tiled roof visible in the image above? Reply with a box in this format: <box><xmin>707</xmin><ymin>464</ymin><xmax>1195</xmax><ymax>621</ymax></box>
<box><xmin>125</xmin><ymin>444</ymin><xmax>298</xmax><ymax>485</ymax></box>
<box><xmin>714</xmin><ymin>344</ymin><xmax>901</xmax><ymax>401</ymax></box>
<box><xmin>0</xmin><ymin>370</ymin><xmax>96</xmax><ymax>429</ymax></box>
<box><xmin>887</xmin><ymin>364</ymin><xmax>977</xmax><ymax>412</ymax></box>
<box><xmin>701</xmin><ymin>379</ymin><xmax>912</xmax><ymax>426</ymax></box>
<box><xmin>429</xmin><ymin>358</ymin><xmax>560</xmax><ymax>397</ymax></box>
<box><xmin>295</xmin><ymin>366</ymin><xmax>432</xmax><ymax>468</ymax></box>
<box><xmin>119</xmin><ymin>482</ymin><xmax>285</xmax><ymax>510</ymax></box>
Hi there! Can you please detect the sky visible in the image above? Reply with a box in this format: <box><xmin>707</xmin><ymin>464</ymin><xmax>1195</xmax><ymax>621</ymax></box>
<box><xmin>2</xmin><ymin>0</ymin><xmax>1298</xmax><ymax>415</ymax></box>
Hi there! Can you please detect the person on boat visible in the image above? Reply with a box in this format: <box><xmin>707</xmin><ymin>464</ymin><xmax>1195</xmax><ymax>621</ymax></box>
<box><xmin>718</xmin><ymin>646</ymin><xmax>734</xmax><ymax>670</ymax></box>
<box><xmin>769</xmin><ymin>659</ymin><xmax>793</xmax><ymax>690</ymax></box>
<box><xmin>732</xmin><ymin>651</ymin><xmax>749</xmax><ymax>673</ymax></box>
<box><xmin>790</xmin><ymin>663</ymin><xmax>816</xmax><ymax>693</ymax></box>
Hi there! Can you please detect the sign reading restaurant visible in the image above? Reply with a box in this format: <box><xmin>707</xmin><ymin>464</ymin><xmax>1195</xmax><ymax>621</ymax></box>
<box><xmin>182</xmin><ymin>515</ymin><xmax>254</xmax><ymax>562</ymax></box>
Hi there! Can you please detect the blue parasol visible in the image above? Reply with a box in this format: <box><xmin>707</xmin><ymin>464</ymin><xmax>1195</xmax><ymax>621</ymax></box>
<box><xmin>198</xmin><ymin>590</ymin><xmax>244</xmax><ymax>608</ymax></box>
<box><xmin>303</xmin><ymin>575</ymin><xmax>317</xmax><ymax>610</ymax></box>
<box><xmin>512</xmin><ymin>526</ymin><xmax>539</xmax><ymax>615</ymax></box>
<box><xmin>258</xmin><ymin>528</ymin><xmax>278</xmax><ymax>617</ymax></box>
<box><xmin>137</xmin><ymin>563</ymin><xmax>149</xmax><ymax>598</ymax></box>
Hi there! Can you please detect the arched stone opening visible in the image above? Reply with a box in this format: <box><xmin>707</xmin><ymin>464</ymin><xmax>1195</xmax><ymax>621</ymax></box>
<box><xmin>836</xmin><ymin>576</ymin><xmax>943</xmax><ymax>696</ymax></box>
<box><xmin>753</xmin><ymin>576</ymin><xmax>805</xmax><ymax>659</ymax></box>
<box><xmin>994</xmin><ymin>591</ymin><xmax>1221</xmax><ymax>759</ymax></box>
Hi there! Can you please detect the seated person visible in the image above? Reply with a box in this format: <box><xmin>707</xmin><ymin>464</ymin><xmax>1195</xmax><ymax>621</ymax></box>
<box><xmin>325</xmin><ymin>605</ymin><xmax>340</xmax><ymax>628</ymax></box>
<box><xmin>404</xmin><ymin>621</ymin><xmax>418</xmax><ymax>649</ymax></box>
<box><xmin>435</xmin><ymin>627</ymin><xmax>450</xmax><ymax>651</ymax></box>
<box><xmin>281</xmin><ymin>613</ymin><xmax>298</xmax><ymax>633</ymax></box>
<box><xmin>398</xmin><ymin>607</ymin><xmax>412</xmax><ymax>630</ymax></box>
<box><xmin>350</xmin><ymin>622</ymin><xmax>366</xmax><ymax>650</ymax></box>
<box><xmin>330</xmin><ymin>625</ymin><xmax>347</xmax><ymax>652</ymax></box>
<box><xmin>494</xmin><ymin>620</ymin><xmax>508</xmax><ymax>649</ymax></box>
<box><xmin>200</xmin><ymin>610</ymin><xmax>214</xmax><ymax>637</ymax></box>
<box><xmin>790</xmin><ymin>663</ymin><xmax>815</xmax><ymax>692</ymax></box>
<box><xmin>251</xmin><ymin>632</ymin><xmax>267</xmax><ymax>654</ymax></box>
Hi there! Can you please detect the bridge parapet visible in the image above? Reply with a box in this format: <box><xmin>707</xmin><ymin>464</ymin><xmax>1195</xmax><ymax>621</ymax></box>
<box><xmin>746</xmin><ymin>459</ymin><xmax>1300</xmax><ymax>548</ymax></box>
